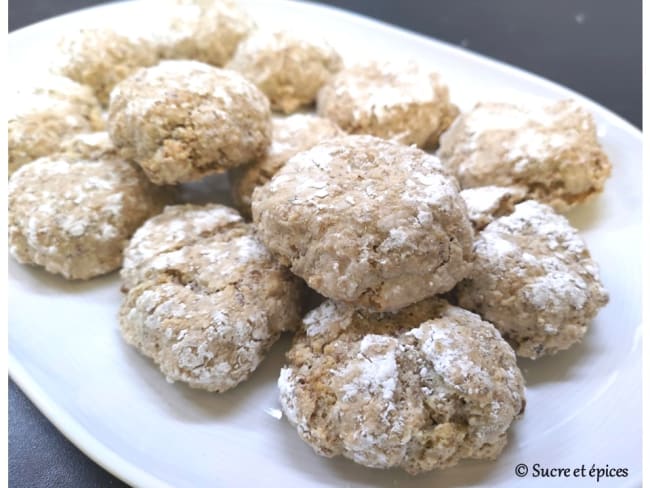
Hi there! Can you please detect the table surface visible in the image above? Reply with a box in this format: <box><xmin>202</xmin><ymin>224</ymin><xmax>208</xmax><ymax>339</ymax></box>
<box><xmin>8</xmin><ymin>0</ymin><xmax>641</xmax><ymax>487</ymax></box>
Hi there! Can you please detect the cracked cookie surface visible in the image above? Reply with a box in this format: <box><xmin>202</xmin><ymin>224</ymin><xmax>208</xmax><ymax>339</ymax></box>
<box><xmin>52</xmin><ymin>27</ymin><xmax>158</xmax><ymax>105</ymax></box>
<box><xmin>120</xmin><ymin>204</ymin><xmax>303</xmax><ymax>392</ymax></box>
<box><xmin>279</xmin><ymin>298</ymin><xmax>525</xmax><ymax>474</ymax></box>
<box><xmin>317</xmin><ymin>60</ymin><xmax>458</xmax><ymax>148</ymax></box>
<box><xmin>145</xmin><ymin>0</ymin><xmax>255</xmax><ymax>66</ymax></box>
<box><xmin>9</xmin><ymin>155</ymin><xmax>171</xmax><ymax>280</ymax></box>
<box><xmin>455</xmin><ymin>200</ymin><xmax>609</xmax><ymax>358</ymax></box>
<box><xmin>8</xmin><ymin>75</ymin><xmax>104</xmax><ymax>176</ymax></box>
<box><xmin>437</xmin><ymin>100</ymin><xmax>611</xmax><ymax>211</ymax></box>
<box><xmin>108</xmin><ymin>60</ymin><xmax>272</xmax><ymax>185</ymax></box>
<box><xmin>252</xmin><ymin>135</ymin><xmax>474</xmax><ymax>312</ymax></box>
<box><xmin>227</xmin><ymin>29</ymin><xmax>342</xmax><ymax>113</ymax></box>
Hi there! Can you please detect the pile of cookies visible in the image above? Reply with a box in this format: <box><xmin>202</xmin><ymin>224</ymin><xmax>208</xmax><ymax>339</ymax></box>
<box><xmin>8</xmin><ymin>0</ymin><xmax>611</xmax><ymax>475</ymax></box>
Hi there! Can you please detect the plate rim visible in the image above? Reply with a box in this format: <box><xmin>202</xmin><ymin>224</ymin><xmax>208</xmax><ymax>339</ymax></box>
<box><xmin>8</xmin><ymin>0</ymin><xmax>643</xmax><ymax>487</ymax></box>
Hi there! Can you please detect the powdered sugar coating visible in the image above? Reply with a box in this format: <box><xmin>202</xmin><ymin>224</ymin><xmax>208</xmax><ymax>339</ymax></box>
<box><xmin>229</xmin><ymin>114</ymin><xmax>343</xmax><ymax>218</ymax></box>
<box><xmin>437</xmin><ymin>100</ymin><xmax>612</xmax><ymax>211</ymax></box>
<box><xmin>56</xmin><ymin>131</ymin><xmax>118</xmax><ymax>161</ymax></box>
<box><xmin>227</xmin><ymin>29</ymin><xmax>343</xmax><ymax>113</ymax></box>
<box><xmin>8</xmin><ymin>156</ymin><xmax>171</xmax><ymax>280</ymax></box>
<box><xmin>120</xmin><ymin>204</ymin><xmax>303</xmax><ymax>392</ymax></box>
<box><xmin>279</xmin><ymin>298</ymin><xmax>525</xmax><ymax>473</ymax></box>
<box><xmin>143</xmin><ymin>0</ymin><xmax>255</xmax><ymax>66</ymax></box>
<box><xmin>455</xmin><ymin>200</ymin><xmax>609</xmax><ymax>358</ymax></box>
<box><xmin>108</xmin><ymin>60</ymin><xmax>272</xmax><ymax>185</ymax></box>
<box><xmin>8</xmin><ymin>75</ymin><xmax>104</xmax><ymax>175</ymax></box>
<box><xmin>317</xmin><ymin>60</ymin><xmax>458</xmax><ymax>148</ymax></box>
<box><xmin>121</xmin><ymin>203</ymin><xmax>244</xmax><ymax>290</ymax></box>
<box><xmin>252</xmin><ymin>135</ymin><xmax>474</xmax><ymax>311</ymax></box>
<box><xmin>460</xmin><ymin>185</ymin><xmax>528</xmax><ymax>231</ymax></box>
<box><xmin>52</xmin><ymin>27</ymin><xmax>158</xmax><ymax>105</ymax></box>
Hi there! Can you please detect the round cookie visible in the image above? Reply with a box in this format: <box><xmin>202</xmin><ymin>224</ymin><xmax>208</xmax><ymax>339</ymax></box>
<box><xmin>119</xmin><ymin>204</ymin><xmax>303</xmax><ymax>392</ymax></box>
<box><xmin>229</xmin><ymin>114</ymin><xmax>343</xmax><ymax>218</ymax></box>
<box><xmin>460</xmin><ymin>185</ymin><xmax>527</xmax><ymax>231</ymax></box>
<box><xmin>279</xmin><ymin>298</ymin><xmax>525</xmax><ymax>474</ymax></box>
<box><xmin>146</xmin><ymin>0</ymin><xmax>255</xmax><ymax>66</ymax></box>
<box><xmin>437</xmin><ymin>100</ymin><xmax>612</xmax><ymax>212</ymax></box>
<box><xmin>8</xmin><ymin>157</ymin><xmax>171</xmax><ymax>280</ymax></box>
<box><xmin>8</xmin><ymin>74</ymin><xmax>104</xmax><ymax>175</ymax></box>
<box><xmin>455</xmin><ymin>200</ymin><xmax>609</xmax><ymax>359</ymax></box>
<box><xmin>252</xmin><ymin>135</ymin><xmax>474</xmax><ymax>311</ymax></box>
<box><xmin>227</xmin><ymin>29</ymin><xmax>342</xmax><ymax>113</ymax></box>
<box><xmin>108</xmin><ymin>60</ymin><xmax>272</xmax><ymax>185</ymax></box>
<box><xmin>317</xmin><ymin>60</ymin><xmax>458</xmax><ymax>148</ymax></box>
<box><xmin>52</xmin><ymin>27</ymin><xmax>158</xmax><ymax>105</ymax></box>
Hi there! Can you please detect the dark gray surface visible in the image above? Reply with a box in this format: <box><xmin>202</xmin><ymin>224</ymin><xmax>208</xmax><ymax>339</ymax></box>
<box><xmin>8</xmin><ymin>1</ymin><xmax>642</xmax><ymax>487</ymax></box>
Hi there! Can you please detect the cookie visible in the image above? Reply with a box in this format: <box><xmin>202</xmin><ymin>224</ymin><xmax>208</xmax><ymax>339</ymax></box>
<box><xmin>9</xmin><ymin>156</ymin><xmax>171</xmax><ymax>280</ymax></box>
<box><xmin>317</xmin><ymin>60</ymin><xmax>458</xmax><ymax>148</ymax></box>
<box><xmin>279</xmin><ymin>298</ymin><xmax>525</xmax><ymax>474</ymax></box>
<box><xmin>8</xmin><ymin>74</ymin><xmax>104</xmax><ymax>175</ymax></box>
<box><xmin>229</xmin><ymin>114</ymin><xmax>343</xmax><ymax>218</ymax></box>
<box><xmin>455</xmin><ymin>200</ymin><xmax>609</xmax><ymax>358</ymax></box>
<box><xmin>227</xmin><ymin>29</ymin><xmax>342</xmax><ymax>113</ymax></box>
<box><xmin>108</xmin><ymin>60</ymin><xmax>272</xmax><ymax>185</ymax></box>
<box><xmin>252</xmin><ymin>135</ymin><xmax>474</xmax><ymax>311</ymax></box>
<box><xmin>57</xmin><ymin>131</ymin><xmax>118</xmax><ymax>161</ymax></box>
<box><xmin>460</xmin><ymin>185</ymin><xmax>527</xmax><ymax>231</ymax></box>
<box><xmin>52</xmin><ymin>27</ymin><xmax>158</xmax><ymax>105</ymax></box>
<box><xmin>437</xmin><ymin>100</ymin><xmax>612</xmax><ymax>211</ymax></box>
<box><xmin>120</xmin><ymin>204</ymin><xmax>303</xmax><ymax>392</ymax></box>
<box><xmin>147</xmin><ymin>0</ymin><xmax>254</xmax><ymax>66</ymax></box>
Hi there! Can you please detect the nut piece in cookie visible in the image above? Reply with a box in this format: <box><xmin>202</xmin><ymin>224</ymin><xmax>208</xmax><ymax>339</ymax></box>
<box><xmin>120</xmin><ymin>204</ymin><xmax>303</xmax><ymax>392</ymax></box>
<box><xmin>8</xmin><ymin>156</ymin><xmax>171</xmax><ymax>280</ymax></box>
<box><xmin>227</xmin><ymin>29</ymin><xmax>343</xmax><ymax>113</ymax></box>
<box><xmin>144</xmin><ymin>0</ymin><xmax>255</xmax><ymax>66</ymax></box>
<box><xmin>8</xmin><ymin>74</ymin><xmax>104</xmax><ymax>176</ymax></box>
<box><xmin>279</xmin><ymin>298</ymin><xmax>525</xmax><ymax>474</ymax></box>
<box><xmin>52</xmin><ymin>28</ymin><xmax>158</xmax><ymax>106</ymax></box>
<box><xmin>229</xmin><ymin>114</ymin><xmax>343</xmax><ymax>218</ymax></box>
<box><xmin>437</xmin><ymin>100</ymin><xmax>612</xmax><ymax>211</ymax></box>
<box><xmin>460</xmin><ymin>185</ymin><xmax>527</xmax><ymax>231</ymax></box>
<box><xmin>108</xmin><ymin>60</ymin><xmax>272</xmax><ymax>185</ymax></box>
<box><xmin>252</xmin><ymin>135</ymin><xmax>474</xmax><ymax>311</ymax></box>
<box><xmin>455</xmin><ymin>200</ymin><xmax>609</xmax><ymax>358</ymax></box>
<box><xmin>317</xmin><ymin>60</ymin><xmax>458</xmax><ymax>148</ymax></box>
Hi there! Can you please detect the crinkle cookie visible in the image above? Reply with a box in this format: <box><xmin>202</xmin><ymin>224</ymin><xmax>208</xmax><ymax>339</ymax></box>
<box><xmin>52</xmin><ymin>27</ymin><xmax>158</xmax><ymax>105</ymax></box>
<box><xmin>252</xmin><ymin>135</ymin><xmax>474</xmax><ymax>311</ymax></box>
<box><xmin>120</xmin><ymin>204</ymin><xmax>303</xmax><ymax>392</ymax></box>
<box><xmin>145</xmin><ymin>0</ymin><xmax>254</xmax><ymax>66</ymax></box>
<box><xmin>317</xmin><ymin>60</ymin><xmax>458</xmax><ymax>148</ymax></box>
<box><xmin>437</xmin><ymin>100</ymin><xmax>612</xmax><ymax>212</ymax></box>
<box><xmin>455</xmin><ymin>200</ymin><xmax>609</xmax><ymax>359</ymax></box>
<box><xmin>229</xmin><ymin>114</ymin><xmax>343</xmax><ymax>218</ymax></box>
<box><xmin>279</xmin><ymin>298</ymin><xmax>525</xmax><ymax>474</ymax></box>
<box><xmin>460</xmin><ymin>185</ymin><xmax>527</xmax><ymax>231</ymax></box>
<box><xmin>8</xmin><ymin>75</ymin><xmax>104</xmax><ymax>175</ymax></box>
<box><xmin>108</xmin><ymin>60</ymin><xmax>272</xmax><ymax>185</ymax></box>
<box><xmin>8</xmin><ymin>157</ymin><xmax>171</xmax><ymax>280</ymax></box>
<box><xmin>57</xmin><ymin>131</ymin><xmax>118</xmax><ymax>161</ymax></box>
<box><xmin>227</xmin><ymin>29</ymin><xmax>343</xmax><ymax>113</ymax></box>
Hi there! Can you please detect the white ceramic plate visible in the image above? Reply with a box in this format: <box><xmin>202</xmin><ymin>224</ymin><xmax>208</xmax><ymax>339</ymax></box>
<box><xmin>8</xmin><ymin>1</ymin><xmax>642</xmax><ymax>487</ymax></box>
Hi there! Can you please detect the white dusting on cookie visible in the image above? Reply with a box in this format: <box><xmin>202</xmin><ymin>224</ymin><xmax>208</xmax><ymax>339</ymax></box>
<box><xmin>457</xmin><ymin>200</ymin><xmax>609</xmax><ymax>358</ymax></box>
<box><xmin>438</xmin><ymin>100</ymin><xmax>611</xmax><ymax>212</ymax></box>
<box><xmin>279</xmin><ymin>298</ymin><xmax>525</xmax><ymax>474</ymax></box>
<box><xmin>119</xmin><ymin>203</ymin><xmax>303</xmax><ymax>393</ymax></box>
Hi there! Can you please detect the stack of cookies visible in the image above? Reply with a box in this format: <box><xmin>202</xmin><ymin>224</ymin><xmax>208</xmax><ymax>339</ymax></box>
<box><xmin>8</xmin><ymin>0</ymin><xmax>611</xmax><ymax>475</ymax></box>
